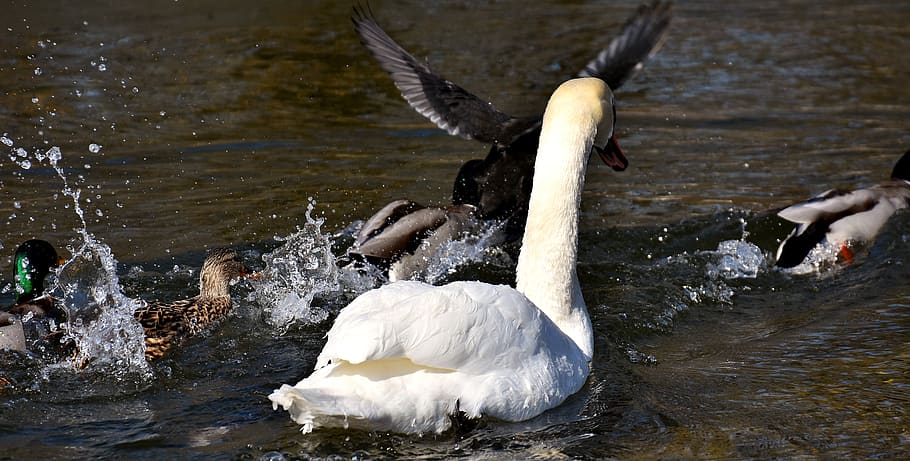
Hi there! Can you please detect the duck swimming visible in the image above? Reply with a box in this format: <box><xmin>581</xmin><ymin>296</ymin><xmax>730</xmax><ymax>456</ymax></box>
<box><xmin>775</xmin><ymin>150</ymin><xmax>910</xmax><ymax>268</ymax></box>
<box><xmin>270</xmin><ymin>78</ymin><xmax>620</xmax><ymax>434</ymax></box>
<box><xmin>0</xmin><ymin>239</ymin><xmax>66</xmax><ymax>352</ymax></box>
<box><xmin>134</xmin><ymin>248</ymin><xmax>257</xmax><ymax>362</ymax></box>
<box><xmin>349</xmin><ymin>2</ymin><xmax>671</xmax><ymax>277</ymax></box>
<box><xmin>347</xmin><ymin>200</ymin><xmax>479</xmax><ymax>281</ymax></box>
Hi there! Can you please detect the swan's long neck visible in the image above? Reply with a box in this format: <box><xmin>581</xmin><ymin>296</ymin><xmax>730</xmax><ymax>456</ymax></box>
<box><xmin>515</xmin><ymin>92</ymin><xmax>598</xmax><ymax>359</ymax></box>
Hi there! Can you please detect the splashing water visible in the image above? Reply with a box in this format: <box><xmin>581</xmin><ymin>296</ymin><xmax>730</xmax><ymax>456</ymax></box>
<box><xmin>708</xmin><ymin>239</ymin><xmax>767</xmax><ymax>280</ymax></box>
<box><xmin>412</xmin><ymin>220</ymin><xmax>513</xmax><ymax>284</ymax></box>
<box><xmin>39</xmin><ymin>146</ymin><xmax>149</xmax><ymax>376</ymax></box>
<box><xmin>251</xmin><ymin>202</ymin><xmax>376</xmax><ymax>334</ymax></box>
<box><xmin>0</xmin><ymin>143</ymin><xmax>151</xmax><ymax>377</ymax></box>
<box><xmin>777</xmin><ymin>241</ymin><xmax>843</xmax><ymax>276</ymax></box>
<box><xmin>56</xmin><ymin>234</ymin><xmax>150</xmax><ymax>376</ymax></box>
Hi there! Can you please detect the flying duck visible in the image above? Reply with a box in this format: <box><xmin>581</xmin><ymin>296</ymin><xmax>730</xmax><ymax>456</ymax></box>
<box><xmin>348</xmin><ymin>2</ymin><xmax>672</xmax><ymax>277</ymax></box>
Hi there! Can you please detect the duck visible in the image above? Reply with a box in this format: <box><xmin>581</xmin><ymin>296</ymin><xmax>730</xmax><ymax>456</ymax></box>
<box><xmin>348</xmin><ymin>2</ymin><xmax>670</xmax><ymax>275</ymax></box>
<box><xmin>775</xmin><ymin>150</ymin><xmax>910</xmax><ymax>268</ymax></box>
<box><xmin>270</xmin><ymin>78</ymin><xmax>620</xmax><ymax>435</ymax></box>
<box><xmin>0</xmin><ymin>239</ymin><xmax>66</xmax><ymax>352</ymax></box>
<box><xmin>134</xmin><ymin>248</ymin><xmax>258</xmax><ymax>362</ymax></box>
<box><xmin>346</xmin><ymin>200</ymin><xmax>479</xmax><ymax>281</ymax></box>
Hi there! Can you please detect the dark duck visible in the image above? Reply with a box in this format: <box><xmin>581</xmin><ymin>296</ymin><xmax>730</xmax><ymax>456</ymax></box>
<box><xmin>348</xmin><ymin>2</ymin><xmax>672</xmax><ymax>280</ymax></box>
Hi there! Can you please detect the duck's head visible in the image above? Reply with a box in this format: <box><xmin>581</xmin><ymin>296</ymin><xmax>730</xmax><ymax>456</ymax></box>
<box><xmin>890</xmin><ymin>149</ymin><xmax>910</xmax><ymax>182</ymax></box>
<box><xmin>554</xmin><ymin>78</ymin><xmax>628</xmax><ymax>172</ymax></box>
<box><xmin>13</xmin><ymin>239</ymin><xmax>65</xmax><ymax>304</ymax></box>
<box><xmin>198</xmin><ymin>248</ymin><xmax>258</xmax><ymax>298</ymax></box>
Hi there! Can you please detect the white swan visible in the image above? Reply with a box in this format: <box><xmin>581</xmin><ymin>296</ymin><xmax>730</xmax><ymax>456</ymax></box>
<box><xmin>269</xmin><ymin>77</ymin><xmax>622</xmax><ymax>434</ymax></box>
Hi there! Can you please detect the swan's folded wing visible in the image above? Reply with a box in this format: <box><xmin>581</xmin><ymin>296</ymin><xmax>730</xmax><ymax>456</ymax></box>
<box><xmin>316</xmin><ymin>281</ymin><xmax>546</xmax><ymax>373</ymax></box>
<box><xmin>353</xmin><ymin>5</ymin><xmax>517</xmax><ymax>144</ymax></box>
<box><xmin>577</xmin><ymin>0</ymin><xmax>673</xmax><ymax>90</ymax></box>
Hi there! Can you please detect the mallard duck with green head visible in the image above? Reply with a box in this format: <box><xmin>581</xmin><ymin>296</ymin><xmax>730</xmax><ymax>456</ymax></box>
<box><xmin>0</xmin><ymin>240</ymin><xmax>66</xmax><ymax>352</ymax></box>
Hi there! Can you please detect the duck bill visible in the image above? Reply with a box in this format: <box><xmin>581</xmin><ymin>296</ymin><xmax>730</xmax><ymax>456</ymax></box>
<box><xmin>595</xmin><ymin>133</ymin><xmax>628</xmax><ymax>172</ymax></box>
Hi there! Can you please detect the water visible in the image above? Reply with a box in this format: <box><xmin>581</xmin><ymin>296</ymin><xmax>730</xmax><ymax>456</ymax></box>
<box><xmin>2</xmin><ymin>0</ymin><xmax>910</xmax><ymax>459</ymax></box>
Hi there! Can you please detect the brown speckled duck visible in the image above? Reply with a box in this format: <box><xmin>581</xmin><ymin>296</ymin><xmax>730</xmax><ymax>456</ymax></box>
<box><xmin>134</xmin><ymin>248</ymin><xmax>257</xmax><ymax>362</ymax></box>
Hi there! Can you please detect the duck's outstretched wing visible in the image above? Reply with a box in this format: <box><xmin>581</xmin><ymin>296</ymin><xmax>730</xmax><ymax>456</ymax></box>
<box><xmin>775</xmin><ymin>188</ymin><xmax>879</xmax><ymax>268</ymax></box>
<box><xmin>353</xmin><ymin>4</ymin><xmax>519</xmax><ymax>145</ymax></box>
<box><xmin>354</xmin><ymin>2</ymin><xmax>672</xmax><ymax>146</ymax></box>
<box><xmin>577</xmin><ymin>0</ymin><xmax>673</xmax><ymax>89</ymax></box>
<box><xmin>352</xmin><ymin>202</ymin><xmax>448</xmax><ymax>261</ymax></box>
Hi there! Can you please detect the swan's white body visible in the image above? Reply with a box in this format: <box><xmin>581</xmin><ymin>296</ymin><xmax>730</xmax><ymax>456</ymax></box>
<box><xmin>269</xmin><ymin>78</ymin><xmax>616</xmax><ymax>434</ymax></box>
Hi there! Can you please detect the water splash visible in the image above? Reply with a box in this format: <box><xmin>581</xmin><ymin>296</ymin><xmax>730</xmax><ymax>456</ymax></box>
<box><xmin>681</xmin><ymin>239</ymin><xmax>767</xmax><ymax>305</ymax></box>
<box><xmin>251</xmin><ymin>202</ymin><xmax>376</xmax><ymax>334</ymax></box>
<box><xmin>56</xmin><ymin>234</ymin><xmax>149</xmax><ymax>376</ymax></box>
<box><xmin>40</xmin><ymin>146</ymin><xmax>150</xmax><ymax>376</ymax></box>
<box><xmin>777</xmin><ymin>241</ymin><xmax>842</xmax><ymax>275</ymax></box>
<box><xmin>416</xmin><ymin>220</ymin><xmax>513</xmax><ymax>284</ymax></box>
<box><xmin>0</xmin><ymin>140</ymin><xmax>150</xmax><ymax>377</ymax></box>
<box><xmin>708</xmin><ymin>239</ymin><xmax>766</xmax><ymax>280</ymax></box>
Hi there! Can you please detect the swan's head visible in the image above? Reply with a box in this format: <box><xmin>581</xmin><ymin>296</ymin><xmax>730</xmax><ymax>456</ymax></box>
<box><xmin>546</xmin><ymin>78</ymin><xmax>627</xmax><ymax>172</ymax></box>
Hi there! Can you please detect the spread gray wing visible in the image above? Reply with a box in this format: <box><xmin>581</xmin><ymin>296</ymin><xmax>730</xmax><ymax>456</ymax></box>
<box><xmin>577</xmin><ymin>0</ymin><xmax>673</xmax><ymax>89</ymax></box>
<box><xmin>353</xmin><ymin>5</ymin><xmax>517</xmax><ymax>144</ymax></box>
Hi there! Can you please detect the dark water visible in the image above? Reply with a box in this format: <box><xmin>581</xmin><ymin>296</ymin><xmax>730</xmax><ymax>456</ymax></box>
<box><xmin>2</xmin><ymin>0</ymin><xmax>910</xmax><ymax>459</ymax></box>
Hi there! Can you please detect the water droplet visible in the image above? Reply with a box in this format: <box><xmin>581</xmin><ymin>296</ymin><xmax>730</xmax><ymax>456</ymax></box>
<box><xmin>97</xmin><ymin>63</ymin><xmax>107</xmax><ymax>72</ymax></box>
<box><xmin>95</xmin><ymin>209</ymin><xmax>103</xmax><ymax>217</ymax></box>
<box><xmin>88</xmin><ymin>143</ymin><xmax>102</xmax><ymax>153</ymax></box>
<box><xmin>1</xmin><ymin>136</ymin><xmax>13</xmax><ymax>147</ymax></box>
<box><xmin>13</xmin><ymin>201</ymin><xmax>21</xmax><ymax>209</ymax></box>
<box><xmin>131</xmin><ymin>87</ymin><xmax>139</xmax><ymax>94</ymax></box>
<box><xmin>15</xmin><ymin>147</ymin><xmax>27</xmax><ymax>157</ymax></box>
<box><xmin>46</xmin><ymin>146</ymin><xmax>62</xmax><ymax>163</ymax></box>
<box><xmin>31</xmin><ymin>97</ymin><xmax>39</xmax><ymax>104</ymax></box>
<box><xmin>33</xmin><ymin>67</ymin><xmax>42</xmax><ymax>76</ymax></box>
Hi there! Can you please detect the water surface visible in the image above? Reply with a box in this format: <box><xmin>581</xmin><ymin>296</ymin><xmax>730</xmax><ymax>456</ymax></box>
<box><xmin>1</xmin><ymin>0</ymin><xmax>909</xmax><ymax>459</ymax></box>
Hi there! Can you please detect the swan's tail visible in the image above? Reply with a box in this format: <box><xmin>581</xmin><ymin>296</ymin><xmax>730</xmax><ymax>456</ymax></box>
<box><xmin>269</xmin><ymin>384</ymin><xmax>320</xmax><ymax>433</ymax></box>
<box><xmin>269</xmin><ymin>375</ymin><xmax>460</xmax><ymax>434</ymax></box>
